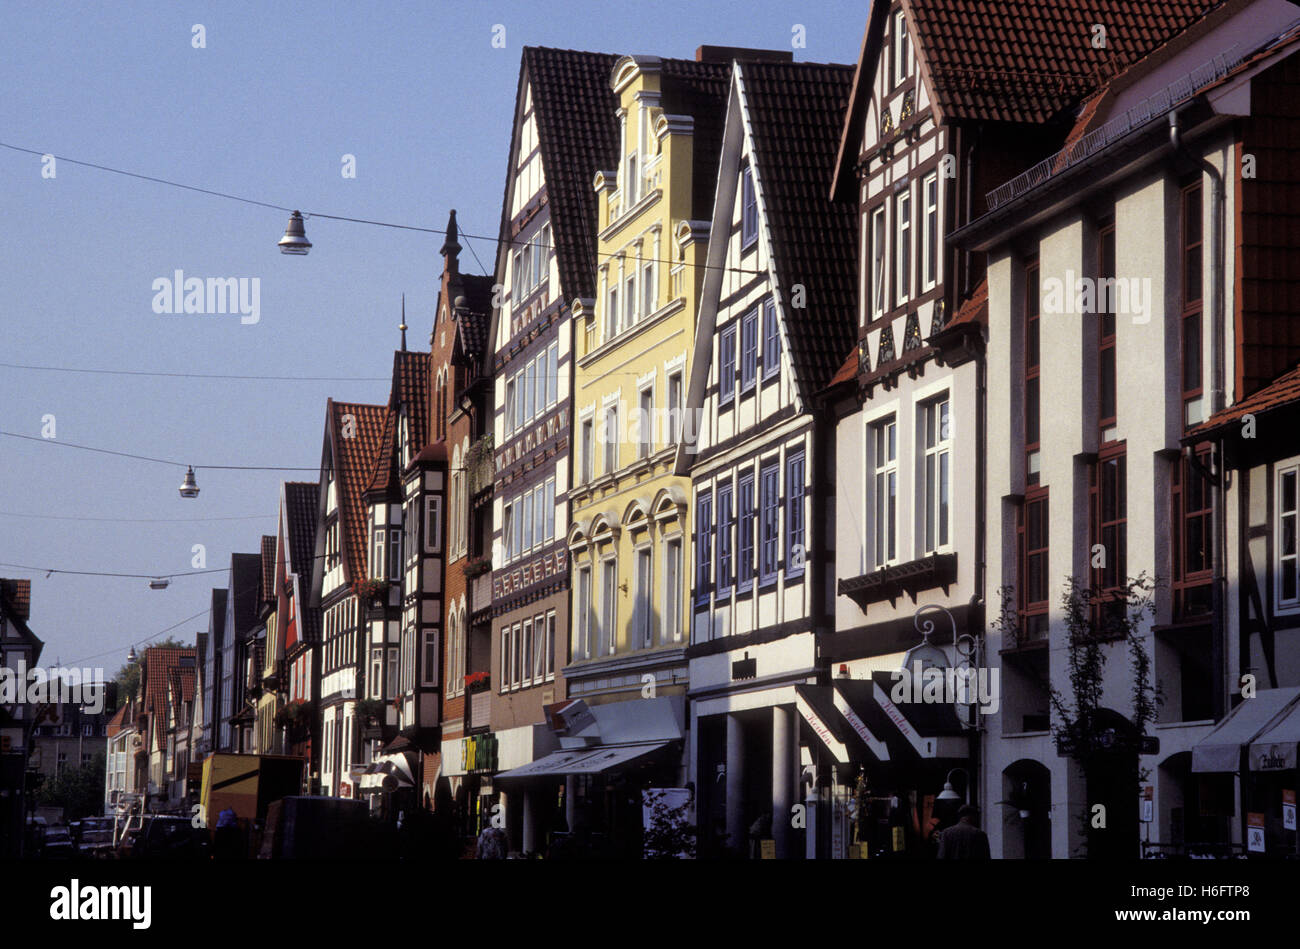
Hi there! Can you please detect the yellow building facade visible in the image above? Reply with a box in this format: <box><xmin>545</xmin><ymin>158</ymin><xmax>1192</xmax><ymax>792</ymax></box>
<box><xmin>566</xmin><ymin>54</ymin><xmax>727</xmax><ymax>706</ymax></box>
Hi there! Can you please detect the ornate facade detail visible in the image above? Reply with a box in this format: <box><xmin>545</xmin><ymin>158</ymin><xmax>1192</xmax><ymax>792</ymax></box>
<box><xmin>902</xmin><ymin>311</ymin><xmax>923</xmax><ymax>352</ymax></box>
<box><xmin>877</xmin><ymin>324</ymin><xmax>896</xmax><ymax>367</ymax></box>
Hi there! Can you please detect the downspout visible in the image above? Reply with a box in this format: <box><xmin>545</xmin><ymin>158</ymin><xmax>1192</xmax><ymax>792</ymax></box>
<box><xmin>1169</xmin><ymin>110</ymin><xmax>1227</xmax><ymax>722</ymax></box>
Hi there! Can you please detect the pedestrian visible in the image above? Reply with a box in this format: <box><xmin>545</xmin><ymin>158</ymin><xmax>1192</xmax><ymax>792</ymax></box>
<box><xmin>936</xmin><ymin>804</ymin><xmax>991</xmax><ymax>859</ymax></box>
<box><xmin>475</xmin><ymin>821</ymin><xmax>507</xmax><ymax>859</ymax></box>
<box><xmin>214</xmin><ymin>807</ymin><xmax>240</xmax><ymax>860</ymax></box>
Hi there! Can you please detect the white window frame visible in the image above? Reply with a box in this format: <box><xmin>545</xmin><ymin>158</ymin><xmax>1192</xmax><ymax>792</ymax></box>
<box><xmin>663</xmin><ymin>536</ymin><xmax>682</xmax><ymax>643</ymax></box>
<box><xmin>871</xmin><ymin>205</ymin><xmax>887</xmax><ymax>320</ymax></box>
<box><xmin>921</xmin><ymin>395</ymin><xmax>951</xmax><ymax>555</ymax></box>
<box><xmin>604</xmin><ymin>404</ymin><xmax>619</xmax><ymax>475</ymax></box>
<box><xmin>638</xmin><ymin>383</ymin><xmax>654</xmax><ymax>459</ymax></box>
<box><xmin>577</xmin><ymin>566</ymin><xmax>593</xmax><ymax>660</ymax></box>
<box><xmin>896</xmin><ymin>190</ymin><xmax>912</xmax><ymax>308</ymax></box>
<box><xmin>873</xmin><ymin>416</ymin><xmax>899</xmax><ymax>567</ymax></box>
<box><xmin>893</xmin><ymin>9</ymin><xmax>911</xmax><ymax>86</ymax></box>
<box><xmin>1278</xmin><ymin>461</ymin><xmax>1300</xmax><ymax>613</ymax></box>
<box><xmin>601</xmin><ymin>557</ymin><xmax>618</xmax><ymax>657</ymax></box>
<box><xmin>922</xmin><ymin>172</ymin><xmax>939</xmax><ymax>291</ymax></box>
<box><xmin>635</xmin><ymin>544</ymin><xmax>653</xmax><ymax>648</ymax></box>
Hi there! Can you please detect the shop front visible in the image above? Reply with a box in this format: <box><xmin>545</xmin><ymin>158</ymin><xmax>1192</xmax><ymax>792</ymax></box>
<box><xmin>796</xmin><ymin>672</ymin><xmax>970</xmax><ymax>859</ymax></box>
<box><xmin>1246</xmin><ymin>696</ymin><xmax>1300</xmax><ymax>857</ymax></box>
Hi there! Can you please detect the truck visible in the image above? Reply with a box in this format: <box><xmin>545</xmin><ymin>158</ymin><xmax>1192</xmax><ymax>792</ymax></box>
<box><xmin>197</xmin><ymin>752</ymin><xmax>305</xmax><ymax>832</ymax></box>
<box><xmin>257</xmin><ymin>795</ymin><xmax>383</xmax><ymax>858</ymax></box>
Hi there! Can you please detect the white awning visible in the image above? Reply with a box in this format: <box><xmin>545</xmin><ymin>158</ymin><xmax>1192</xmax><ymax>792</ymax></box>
<box><xmin>1249</xmin><ymin>698</ymin><xmax>1300</xmax><ymax>771</ymax></box>
<box><xmin>495</xmin><ymin>740</ymin><xmax>676</xmax><ymax>782</ymax></box>
<box><xmin>1192</xmin><ymin>687</ymin><xmax>1300</xmax><ymax>773</ymax></box>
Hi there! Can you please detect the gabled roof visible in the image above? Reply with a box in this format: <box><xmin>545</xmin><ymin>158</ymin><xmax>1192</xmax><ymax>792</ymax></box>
<box><xmin>742</xmin><ymin>60</ymin><xmax>858</xmax><ymax>403</ymax></box>
<box><xmin>518</xmin><ymin>48</ymin><xmax>622</xmax><ymax>304</ymax></box>
<box><xmin>283</xmin><ymin>482</ymin><xmax>320</xmax><ymax>580</ymax></box>
<box><xmin>143</xmin><ymin>646</ymin><xmax>194</xmax><ymax>749</ymax></box>
<box><xmin>394</xmin><ymin>350</ymin><xmax>431</xmax><ymax>451</ymax></box>
<box><xmin>207</xmin><ymin>588</ymin><xmax>228</xmax><ymax>653</ymax></box>
<box><xmin>833</xmin><ymin>0</ymin><xmax>1228</xmax><ymax>198</ymax></box>
<box><xmin>229</xmin><ymin>552</ymin><xmax>262</xmax><ymax>640</ymax></box>
<box><xmin>455</xmin><ymin>276</ymin><xmax>495</xmax><ymax>362</ymax></box>
<box><xmin>327</xmin><ymin>400</ymin><xmax>387</xmax><ymax>586</ymax></box>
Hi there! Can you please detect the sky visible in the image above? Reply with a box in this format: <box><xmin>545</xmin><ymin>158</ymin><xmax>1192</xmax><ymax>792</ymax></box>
<box><xmin>0</xmin><ymin>1</ymin><xmax>863</xmax><ymax>678</ymax></box>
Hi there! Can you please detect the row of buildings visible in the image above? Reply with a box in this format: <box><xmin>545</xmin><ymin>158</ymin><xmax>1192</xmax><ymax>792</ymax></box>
<box><xmin>93</xmin><ymin>0</ymin><xmax>1300</xmax><ymax>858</ymax></box>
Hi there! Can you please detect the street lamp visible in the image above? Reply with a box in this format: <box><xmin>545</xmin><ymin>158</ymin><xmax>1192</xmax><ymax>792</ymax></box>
<box><xmin>278</xmin><ymin>210</ymin><xmax>312</xmax><ymax>255</ymax></box>
<box><xmin>127</xmin><ymin>646</ymin><xmax>138</xmax><ymax>665</ymax></box>
<box><xmin>178</xmin><ymin>466</ymin><xmax>200</xmax><ymax>499</ymax></box>
<box><xmin>937</xmin><ymin>767</ymin><xmax>970</xmax><ymax>804</ymax></box>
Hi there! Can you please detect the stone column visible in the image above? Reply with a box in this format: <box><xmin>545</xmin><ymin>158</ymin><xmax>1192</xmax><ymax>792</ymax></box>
<box><xmin>522</xmin><ymin>789</ymin><xmax>536</xmax><ymax>855</ymax></box>
<box><xmin>772</xmin><ymin>705</ymin><xmax>794</xmax><ymax>858</ymax></box>
<box><xmin>726</xmin><ymin>713</ymin><xmax>745</xmax><ymax>856</ymax></box>
<box><xmin>565</xmin><ymin>775</ymin><xmax>578</xmax><ymax>831</ymax></box>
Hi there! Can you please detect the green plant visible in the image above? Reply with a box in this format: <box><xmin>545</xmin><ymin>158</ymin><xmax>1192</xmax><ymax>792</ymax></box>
<box><xmin>355</xmin><ymin>579</ymin><xmax>389</xmax><ymax>603</ymax></box>
<box><xmin>463</xmin><ymin>557</ymin><xmax>492</xmax><ymax>579</ymax></box>
<box><xmin>642</xmin><ymin>790</ymin><xmax>696</xmax><ymax>859</ymax></box>
<box><xmin>355</xmin><ymin>698</ymin><xmax>387</xmax><ymax>726</ymax></box>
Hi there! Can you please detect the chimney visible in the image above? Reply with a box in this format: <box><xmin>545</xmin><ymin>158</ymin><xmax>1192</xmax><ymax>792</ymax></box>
<box><xmin>695</xmin><ymin>45</ymin><xmax>793</xmax><ymax>64</ymax></box>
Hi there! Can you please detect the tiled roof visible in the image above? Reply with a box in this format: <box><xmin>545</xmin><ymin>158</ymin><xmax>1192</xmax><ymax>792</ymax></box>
<box><xmin>0</xmin><ymin>579</ymin><xmax>30</xmax><ymax>622</ymax></box>
<box><xmin>742</xmin><ymin>60</ymin><xmax>858</xmax><ymax>404</ymax></box>
<box><xmin>259</xmin><ymin>534</ymin><xmax>277</xmax><ymax>605</ymax></box>
<box><xmin>826</xmin><ymin>349</ymin><xmax>860</xmax><ymax>390</ymax></box>
<box><xmin>394</xmin><ymin>350</ymin><xmax>431</xmax><ymax>452</ymax></box>
<box><xmin>364</xmin><ymin>406</ymin><xmax>400</xmax><ymax>497</ymax></box>
<box><xmin>229</xmin><ymin>552</ymin><xmax>262</xmax><ymax>639</ymax></box>
<box><xmin>106</xmin><ymin>703</ymin><xmax>127</xmax><ymax>738</ymax></box>
<box><xmin>283</xmin><ymin>482</ymin><xmax>320</xmax><ymax>579</ymax></box>
<box><xmin>521</xmin><ymin>48</ymin><xmax>622</xmax><ymax>303</ymax></box>
<box><xmin>207</xmin><ymin>588</ymin><xmax>227</xmax><ymax>654</ymax></box>
<box><xmin>329</xmin><ymin>400</ymin><xmax>387</xmax><ymax>586</ymax></box>
<box><xmin>908</xmin><ymin>0</ymin><xmax>1227</xmax><ymax>124</ymax></box>
<box><xmin>144</xmin><ymin>646</ymin><xmax>194</xmax><ymax>749</ymax></box>
<box><xmin>1187</xmin><ymin>361</ymin><xmax>1300</xmax><ymax>438</ymax></box>
<box><xmin>945</xmin><ymin>279</ymin><xmax>989</xmax><ymax>331</ymax></box>
<box><xmin>456</xmin><ymin>275</ymin><xmax>495</xmax><ymax>360</ymax></box>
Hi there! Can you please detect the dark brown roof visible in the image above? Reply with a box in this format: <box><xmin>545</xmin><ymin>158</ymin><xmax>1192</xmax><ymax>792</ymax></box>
<box><xmin>742</xmin><ymin>60</ymin><xmax>858</xmax><ymax>404</ymax></box>
<box><xmin>259</xmin><ymin>535</ymin><xmax>277</xmax><ymax>605</ymax></box>
<box><xmin>456</xmin><ymin>276</ymin><xmax>495</xmax><ymax>360</ymax></box>
<box><xmin>1187</xmin><ymin>361</ymin><xmax>1300</xmax><ymax>438</ymax></box>
<box><xmin>329</xmin><ymin>401</ymin><xmax>387</xmax><ymax>586</ymax></box>
<box><xmin>283</xmin><ymin>482</ymin><xmax>320</xmax><ymax>578</ymax></box>
<box><xmin>520</xmin><ymin>48</ymin><xmax>622</xmax><ymax>303</ymax></box>
<box><xmin>0</xmin><ymin>579</ymin><xmax>31</xmax><ymax>622</ymax></box>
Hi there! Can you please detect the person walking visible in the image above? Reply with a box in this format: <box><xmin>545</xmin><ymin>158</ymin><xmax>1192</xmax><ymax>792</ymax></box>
<box><xmin>936</xmin><ymin>804</ymin><xmax>991</xmax><ymax>859</ymax></box>
<box><xmin>475</xmin><ymin>821</ymin><xmax>507</xmax><ymax>859</ymax></box>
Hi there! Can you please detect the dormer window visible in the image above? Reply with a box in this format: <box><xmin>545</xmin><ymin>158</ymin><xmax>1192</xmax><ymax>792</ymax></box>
<box><xmin>741</xmin><ymin>166</ymin><xmax>758</xmax><ymax>249</ymax></box>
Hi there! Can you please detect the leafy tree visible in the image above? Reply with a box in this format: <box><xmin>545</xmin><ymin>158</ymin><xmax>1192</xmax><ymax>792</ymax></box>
<box><xmin>642</xmin><ymin>789</ymin><xmax>696</xmax><ymax>859</ymax></box>
<box><xmin>36</xmin><ymin>753</ymin><xmax>107</xmax><ymax>821</ymax></box>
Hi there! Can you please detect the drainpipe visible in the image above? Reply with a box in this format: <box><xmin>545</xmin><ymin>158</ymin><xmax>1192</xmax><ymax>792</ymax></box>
<box><xmin>1169</xmin><ymin>110</ymin><xmax>1227</xmax><ymax>721</ymax></box>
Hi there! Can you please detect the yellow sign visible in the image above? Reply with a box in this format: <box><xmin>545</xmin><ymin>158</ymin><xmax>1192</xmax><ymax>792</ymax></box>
<box><xmin>760</xmin><ymin>839</ymin><xmax>775</xmax><ymax>859</ymax></box>
<box><xmin>892</xmin><ymin>826</ymin><xmax>905</xmax><ymax>851</ymax></box>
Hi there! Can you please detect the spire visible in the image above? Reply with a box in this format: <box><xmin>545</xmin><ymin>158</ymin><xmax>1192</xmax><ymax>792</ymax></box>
<box><xmin>439</xmin><ymin>209</ymin><xmax>461</xmax><ymax>274</ymax></box>
<box><xmin>399</xmin><ymin>293</ymin><xmax>408</xmax><ymax>352</ymax></box>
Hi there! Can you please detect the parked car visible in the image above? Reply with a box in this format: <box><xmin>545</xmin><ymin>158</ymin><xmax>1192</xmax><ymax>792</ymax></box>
<box><xmin>41</xmin><ymin>826</ymin><xmax>75</xmax><ymax>859</ymax></box>
<box><xmin>120</xmin><ymin>816</ymin><xmax>210</xmax><ymax>860</ymax></box>
<box><xmin>71</xmin><ymin>817</ymin><xmax>115</xmax><ymax>857</ymax></box>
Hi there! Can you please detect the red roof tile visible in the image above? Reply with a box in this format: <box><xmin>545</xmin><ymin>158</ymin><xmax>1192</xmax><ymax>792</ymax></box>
<box><xmin>0</xmin><ymin>579</ymin><xmax>31</xmax><ymax>622</ymax></box>
<box><xmin>143</xmin><ymin>646</ymin><xmax>194</xmax><ymax>750</ymax></box>
<box><xmin>329</xmin><ymin>400</ymin><xmax>387</xmax><ymax>586</ymax></box>
<box><xmin>826</xmin><ymin>349</ymin><xmax>860</xmax><ymax>390</ymax></box>
<box><xmin>946</xmin><ymin>279</ymin><xmax>989</xmax><ymax>330</ymax></box>
<box><xmin>1187</xmin><ymin>361</ymin><xmax>1300</xmax><ymax>438</ymax></box>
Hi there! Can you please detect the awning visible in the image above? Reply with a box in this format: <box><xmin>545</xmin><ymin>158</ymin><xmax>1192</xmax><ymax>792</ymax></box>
<box><xmin>1249</xmin><ymin>696</ymin><xmax>1300</xmax><ymax>772</ymax></box>
<box><xmin>796</xmin><ymin>672</ymin><xmax>968</xmax><ymax>769</ymax></box>
<box><xmin>359</xmin><ymin>751</ymin><xmax>417</xmax><ymax>791</ymax></box>
<box><xmin>1192</xmin><ymin>687</ymin><xmax>1300</xmax><ymax>773</ymax></box>
<box><xmin>495</xmin><ymin>740</ymin><xmax>676</xmax><ymax>782</ymax></box>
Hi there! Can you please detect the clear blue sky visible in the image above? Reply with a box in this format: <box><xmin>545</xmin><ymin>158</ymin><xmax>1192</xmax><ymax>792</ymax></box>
<box><xmin>0</xmin><ymin>1</ymin><xmax>863</xmax><ymax>676</ymax></box>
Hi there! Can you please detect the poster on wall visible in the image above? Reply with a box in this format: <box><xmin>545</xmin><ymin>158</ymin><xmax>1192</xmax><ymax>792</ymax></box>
<box><xmin>1284</xmin><ymin>790</ymin><xmax>1296</xmax><ymax>832</ymax></box>
<box><xmin>1247</xmin><ymin>813</ymin><xmax>1266</xmax><ymax>853</ymax></box>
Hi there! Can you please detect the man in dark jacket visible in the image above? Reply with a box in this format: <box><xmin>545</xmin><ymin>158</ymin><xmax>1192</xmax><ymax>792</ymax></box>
<box><xmin>936</xmin><ymin>804</ymin><xmax>991</xmax><ymax>859</ymax></box>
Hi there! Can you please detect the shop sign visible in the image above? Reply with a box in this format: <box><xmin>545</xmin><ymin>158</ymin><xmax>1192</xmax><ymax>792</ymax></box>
<box><xmin>1140</xmin><ymin>786</ymin><xmax>1153</xmax><ymax>823</ymax></box>
<box><xmin>544</xmin><ymin>699</ymin><xmax>595</xmax><ymax>737</ymax></box>
<box><xmin>1247</xmin><ymin>813</ymin><xmax>1266</xmax><ymax>853</ymax></box>
<box><xmin>1256</xmin><ymin>743</ymin><xmax>1294</xmax><ymax>772</ymax></box>
<box><xmin>1284</xmin><ymin>790</ymin><xmax>1296</xmax><ymax>832</ymax></box>
<box><xmin>462</xmin><ymin>734</ymin><xmax>499</xmax><ymax>773</ymax></box>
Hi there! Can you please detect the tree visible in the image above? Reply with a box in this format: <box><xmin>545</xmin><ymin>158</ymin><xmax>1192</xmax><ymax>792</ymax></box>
<box><xmin>110</xmin><ymin>637</ymin><xmax>189</xmax><ymax>711</ymax></box>
<box><xmin>641</xmin><ymin>789</ymin><xmax>696</xmax><ymax>859</ymax></box>
<box><xmin>37</xmin><ymin>753</ymin><xmax>107</xmax><ymax>821</ymax></box>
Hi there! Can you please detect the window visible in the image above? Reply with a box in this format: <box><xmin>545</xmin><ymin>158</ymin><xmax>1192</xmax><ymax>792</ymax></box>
<box><xmin>1182</xmin><ymin>182</ymin><xmax>1204</xmax><ymax>428</ymax></box>
<box><xmin>1281</xmin><ymin>466</ymin><xmax>1300</xmax><ymax>610</ymax></box>
<box><xmin>581</xmin><ymin>419</ymin><xmax>594</xmax><ymax>483</ymax></box>
<box><xmin>545</xmin><ymin>611</ymin><xmax>556</xmax><ymax>677</ymax></box>
<box><xmin>604</xmin><ymin>405</ymin><xmax>619</xmax><ymax>474</ymax></box>
<box><xmin>1025</xmin><ymin>262</ymin><xmax>1041</xmax><ymax>485</ymax></box>
<box><xmin>760</xmin><ymin>461</ymin><xmax>780</xmax><ymax>584</ymax></box>
<box><xmin>643</xmin><ymin>262</ymin><xmax>655</xmax><ymax>315</ymax></box>
<box><xmin>386</xmin><ymin>649</ymin><xmax>398</xmax><ymax>698</ymax></box>
<box><xmin>626</xmin><ymin>274</ymin><xmax>636</xmax><ymax>327</ymax></box>
<box><xmin>544</xmin><ymin>479</ymin><xmax>555</xmax><ymax>543</ymax></box>
<box><xmin>522</xmin><ymin>490</ymin><xmax>534</xmax><ymax>552</ymax></box>
<box><xmin>763</xmin><ymin>299</ymin><xmax>780</xmax><ymax>380</ymax></box>
<box><xmin>639</xmin><ymin>386</ymin><xmax>654</xmax><ymax>459</ymax></box>
<box><xmin>873</xmin><ymin>419</ymin><xmax>897</xmax><ymax>565</ymax></box>
<box><xmin>786</xmin><ymin>451</ymin><xmax>806</xmax><ymax>578</ymax></box>
<box><xmin>446</xmin><ymin>613</ymin><xmax>462</xmax><ymax>694</ymax></box>
<box><xmin>742</xmin><ymin>166</ymin><xmax>758</xmax><ymax>248</ymax></box>
<box><xmin>1172</xmin><ymin>447</ymin><xmax>1213</xmax><ymax>618</ymax></box>
<box><xmin>500</xmin><ymin>626</ymin><xmax>510</xmax><ymax>691</ymax></box>
<box><xmin>421</xmin><ymin>630</ymin><xmax>437</xmax><ymax>686</ymax></box>
<box><xmin>717</xmin><ymin>482</ymin><xmax>734</xmax><ymax>596</ymax></box>
<box><xmin>524</xmin><ymin>359</ymin><xmax>535</xmax><ymax>422</ymax></box>
<box><xmin>547</xmin><ymin>342</ymin><xmax>558</xmax><ymax>410</ymax></box>
<box><xmin>1090</xmin><ymin>447</ymin><xmax>1127</xmax><ymax>594</ymax></box>
<box><xmin>664</xmin><ymin>539</ymin><xmax>682</xmax><ymax>642</ymax></box>
<box><xmin>1018</xmin><ymin>495</ymin><xmax>1049</xmax><ymax>640</ymax></box>
<box><xmin>635</xmin><ymin>547</ymin><xmax>653</xmax><ymax>647</ymax></box>
<box><xmin>533</xmin><ymin>613</ymin><xmax>546</xmax><ymax>682</ymax></box>
<box><xmin>505</xmin><ymin>377</ymin><xmax>516</xmax><ymax>435</ymax></box>
<box><xmin>372</xmin><ymin>527</ymin><xmax>385</xmax><ymax>579</ymax></box>
<box><xmin>389</xmin><ymin>528</ymin><xmax>401</xmax><ymax>581</ymax></box>
<box><xmin>512</xmin><ymin>621</ymin><xmax>523</xmax><ymax>687</ymax></box>
<box><xmin>896</xmin><ymin>190</ymin><xmax>912</xmax><ymax>307</ymax></box>
<box><xmin>668</xmin><ymin>372</ymin><xmax>684</xmax><ymax>443</ymax></box>
<box><xmin>741</xmin><ymin>309</ymin><xmax>758</xmax><ymax>393</ymax></box>
<box><xmin>577</xmin><ymin>567</ymin><xmax>592</xmax><ymax>660</ymax></box>
<box><xmin>738</xmin><ymin>472</ymin><xmax>755</xmax><ymax>593</ymax></box>
<box><xmin>607</xmin><ymin>285</ymin><xmax>619</xmax><ymax>341</ymax></box>
<box><xmin>870</xmin><ymin>206</ymin><xmax>887</xmax><ymax>320</ymax></box>
<box><xmin>600</xmin><ymin>560</ymin><xmax>618</xmax><ymax>656</ymax></box>
<box><xmin>922</xmin><ymin>173</ymin><xmax>939</xmax><ymax>290</ymax></box>
<box><xmin>922</xmin><ymin>397</ymin><xmax>951</xmax><ymax>553</ymax></box>
<box><xmin>695</xmin><ymin>491</ymin><xmax>714</xmax><ymax>603</ymax></box>
<box><xmin>720</xmin><ymin>325</ymin><xmax>737</xmax><ymax>405</ymax></box>
<box><xmin>520</xmin><ymin>619</ymin><xmax>532</xmax><ymax>687</ymax></box>
<box><xmin>371</xmin><ymin>647</ymin><xmax>383</xmax><ymax>700</ymax></box>
<box><xmin>892</xmin><ymin>9</ymin><xmax>911</xmax><ymax>85</ymax></box>
<box><xmin>503</xmin><ymin>502</ymin><xmax>515</xmax><ymax>562</ymax></box>
<box><xmin>1098</xmin><ymin>221</ymin><xmax>1117</xmax><ymax>436</ymax></box>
